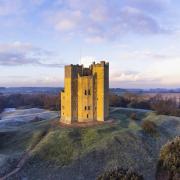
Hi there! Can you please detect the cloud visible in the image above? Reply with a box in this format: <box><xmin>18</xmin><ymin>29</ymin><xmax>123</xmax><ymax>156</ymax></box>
<box><xmin>118</xmin><ymin>6</ymin><xmax>165</xmax><ymax>34</ymax></box>
<box><xmin>118</xmin><ymin>50</ymin><xmax>174</xmax><ymax>61</ymax></box>
<box><xmin>111</xmin><ymin>71</ymin><xmax>142</xmax><ymax>82</ymax></box>
<box><xmin>80</xmin><ymin>56</ymin><xmax>96</xmax><ymax>67</ymax></box>
<box><xmin>0</xmin><ymin>0</ymin><xmax>22</xmax><ymax>16</ymax></box>
<box><xmin>0</xmin><ymin>0</ymin><xmax>45</xmax><ymax>16</ymax></box>
<box><xmin>51</xmin><ymin>10</ymin><xmax>82</xmax><ymax>32</ymax></box>
<box><xmin>46</xmin><ymin>0</ymin><xmax>170</xmax><ymax>42</ymax></box>
<box><xmin>126</xmin><ymin>0</ymin><xmax>171</xmax><ymax>13</ymax></box>
<box><xmin>0</xmin><ymin>0</ymin><xmax>172</xmax><ymax>42</ymax></box>
<box><xmin>110</xmin><ymin>58</ymin><xmax>180</xmax><ymax>88</ymax></box>
<box><xmin>0</xmin><ymin>42</ymin><xmax>64</xmax><ymax>67</ymax></box>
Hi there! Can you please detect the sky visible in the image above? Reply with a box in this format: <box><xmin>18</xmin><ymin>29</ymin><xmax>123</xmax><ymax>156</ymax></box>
<box><xmin>0</xmin><ymin>0</ymin><xmax>180</xmax><ymax>88</ymax></box>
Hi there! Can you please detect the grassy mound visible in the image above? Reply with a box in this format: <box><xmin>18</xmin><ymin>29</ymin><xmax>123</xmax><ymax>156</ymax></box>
<box><xmin>31</xmin><ymin>125</ymin><xmax>120</xmax><ymax>166</ymax></box>
<box><xmin>1</xmin><ymin>108</ymin><xmax>180</xmax><ymax>180</ymax></box>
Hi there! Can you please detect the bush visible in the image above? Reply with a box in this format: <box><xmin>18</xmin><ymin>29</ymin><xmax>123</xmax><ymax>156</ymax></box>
<box><xmin>109</xmin><ymin>94</ymin><xmax>129</xmax><ymax>107</ymax></box>
<box><xmin>150</xmin><ymin>95</ymin><xmax>180</xmax><ymax>117</ymax></box>
<box><xmin>31</xmin><ymin>116</ymin><xmax>44</xmax><ymax>122</ymax></box>
<box><xmin>128</xmin><ymin>100</ymin><xmax>151</xmax><ymax>110</ymax></box>
<box><xmin>68</xmin><ymin>128</ymin><xmax>82</xmax><ymax>142</ymax></box>
<box><xmin>156</xmin><ymin>136</ymin><xmax>180</xmax><ymax>180</ymax></box>
<box><xmin>130</xmin><ymin>113</ymin><xmax>138</xmax><ymax>120</ymax></box>
<box><xmin>0</xmin><ymin>95</ymin><xmax>5</xmax><ymax>113</ymax></box>
<box><xmin>141</xmin><ymin>120</ymin><xmax>157</xmax><ymax>135</ymax></box>
<box><xmin>97</xmin><ymin>167</ymin><xmax>143</xmax><ymax>180</ymax></box>
<box><xmin>109</xmin><ymin>93</ymin><xmax>151</xmax><ymax>110</ymax></box>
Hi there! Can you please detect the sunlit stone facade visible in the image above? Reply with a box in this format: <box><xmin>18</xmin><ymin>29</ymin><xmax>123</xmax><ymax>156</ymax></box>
<box><xmin>60</xmin><ymin>61</ymin><xmax>109</xmax><ymax>124</ymax></box>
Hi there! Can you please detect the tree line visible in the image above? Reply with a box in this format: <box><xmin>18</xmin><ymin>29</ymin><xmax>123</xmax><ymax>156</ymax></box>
<box><xmin>0</xmin><ymin>93</ymin><xmax>60</xmax><ymax>112</ymax></box>
<box><xmin>0</xmin><ymin>92</ymin><xmax>180</xmax><ymax>117</ymax></box>
<box><xmin>109</xmin><ymin>93</ymin><xmax>180</xmax><ymax>117</ymax></box>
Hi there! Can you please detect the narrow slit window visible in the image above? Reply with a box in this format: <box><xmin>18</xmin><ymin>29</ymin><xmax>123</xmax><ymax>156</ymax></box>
<box><xmin>87</xmin><ymin>114</ymin><xmax>89</xmax><ymax>118</ymax></box>
<box><xmin>85</xmin><ymin>106</ymin><xmax>86</xmax><ymax>110</ymax></box>
<box><xmin>88</xmin><ymin>106</ymin><xmax>90</xmax><ymax>110</ymax></box>
<box><xmin>85</xmin><ymin>90</ymin><xmax>87</xmax><ymax>95</ymax></box>
<box><xmin>88</xmin><ymin>89</ymin><xmax>90</xmax><ymax>95</ymax></box>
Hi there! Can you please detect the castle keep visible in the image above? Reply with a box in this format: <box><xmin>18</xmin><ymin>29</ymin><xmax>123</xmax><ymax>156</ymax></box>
<box><xmin>60</xmin><ymin>61</ymin><xmax>109</xmax><ymax>124</ymax></box>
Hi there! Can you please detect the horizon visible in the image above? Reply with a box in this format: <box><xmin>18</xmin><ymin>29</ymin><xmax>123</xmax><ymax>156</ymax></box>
<box><xmin>0</xmin><ymin>0</ymin><xmax>180</xmax><ymax>88</ymax></box>
<box><xmin>1</xmin><ymin>86</ymin><xmax>180</xmax><ymax>90</ymax></box>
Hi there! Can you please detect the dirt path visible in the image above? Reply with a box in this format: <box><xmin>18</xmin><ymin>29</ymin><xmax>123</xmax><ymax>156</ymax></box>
<box><xmin>0</xmin><ymin>130</ymin><xmax>48</xmax><ymax>180</ymax></box>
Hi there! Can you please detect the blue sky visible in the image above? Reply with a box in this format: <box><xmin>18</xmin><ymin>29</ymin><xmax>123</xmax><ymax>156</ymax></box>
<box><xmin>0</xmin><ymin>0</ymin><xmax>180</xmax><ymax>88</ymax></box>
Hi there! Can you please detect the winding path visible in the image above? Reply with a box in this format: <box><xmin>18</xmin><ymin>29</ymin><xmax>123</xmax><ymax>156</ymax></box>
<box><xmin>0</xmin><ymin>130</ymin><xmax>48</xmax><ymax>180</ymax></box>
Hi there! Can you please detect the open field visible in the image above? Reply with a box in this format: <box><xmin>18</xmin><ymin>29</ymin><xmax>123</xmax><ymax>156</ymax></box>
<box><xmin>0</xmin><ymin>108</ymin><xmax>179</xmax><ymax>180</ymax></box>
<box><xmin>142</xmin><ymin>93</ymin><xmax>180</xmax><ymax>101</ymax></box>
<box><xmin>0</xmin><ymin>108</ymin><xmax>59</xmax><ymax>131</ymax></box>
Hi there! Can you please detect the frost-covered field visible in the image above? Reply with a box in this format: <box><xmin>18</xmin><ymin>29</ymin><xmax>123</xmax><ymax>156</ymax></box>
<box><xmin>0</xmin><ymin>108</ymin><xmax>59</xmax><ymax>130</ymax></box>
<box><xmin>0</xmin><ymin>108</ymin><xmax>59</xmax><ymax>177</ymax></box>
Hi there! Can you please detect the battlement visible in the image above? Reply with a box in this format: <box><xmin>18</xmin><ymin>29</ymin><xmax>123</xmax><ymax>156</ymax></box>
<box><xmin>65</xmin><ymin>61</ymin><xmax>108</xmax><ymax>78</ymax></box>
<box><xmin>92</xmin><ymin>61</ymin><xmax>109</xmax><ymax>67</ymax></box>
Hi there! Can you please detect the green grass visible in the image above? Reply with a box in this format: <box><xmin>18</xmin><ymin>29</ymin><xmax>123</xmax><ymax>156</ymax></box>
<box><xmin>0</xmin><ymin>118</ymin><xmax>52</xmax><ymax>154</ymax></box>
<box><xmin>0</xmin><ymin>109</ymin><xmax>160</xmax><ymax>164</ymax></box>
<box><xmin>32</xmin><ymin>130</ymin><xmax>74</xmax><ymax>165</ymax></box>
<box><xmin>31</xmin><ymin>125</ymin><xmax>118</xmax><ymax>166</ymax></box>
<box><xmin>29</xmin><ymin>112</ymin><xmax>145</xmax><ymax>167</ymax></box>
<box><xmin>2</xmin><ymin>108</ymin><xmax>148</xmax><ymax>166</ymax></box>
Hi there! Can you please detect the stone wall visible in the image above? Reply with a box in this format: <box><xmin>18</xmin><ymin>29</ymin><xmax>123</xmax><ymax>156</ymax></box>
<box><xmin>60</xmin><ymin>61</ymin><xmax>109</xmax><ymax>124</ymax></box>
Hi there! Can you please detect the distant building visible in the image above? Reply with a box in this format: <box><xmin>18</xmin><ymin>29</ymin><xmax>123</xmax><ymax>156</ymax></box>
<box><xmin>60</xmin><ymin>61</ymin><xmax>109</xmax><ymax>124</ymax></box>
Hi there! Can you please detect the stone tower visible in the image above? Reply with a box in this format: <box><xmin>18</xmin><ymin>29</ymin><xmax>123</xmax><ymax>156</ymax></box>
<box><xmin>60</xmin><ymin>61</ymin><xmax>109</xmax><ymax>124</ymax></box>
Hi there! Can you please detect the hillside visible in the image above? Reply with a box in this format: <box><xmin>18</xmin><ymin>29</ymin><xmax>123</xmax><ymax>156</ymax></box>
<box><xmin>0</xmin><ymin>108</ymin><xmax>179</xmax><ymax>180</ymax></box>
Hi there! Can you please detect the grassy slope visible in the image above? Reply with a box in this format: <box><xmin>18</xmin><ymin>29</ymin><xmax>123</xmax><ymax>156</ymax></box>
<box><xmin>0</xmin><ymin>119</ymin><xmax>51</xmax><ymax>176</ymax></box>
<box><xmin>1</xmin><ymin>108</ymin><xmax>180</xmax><ymax>180</ymax></box>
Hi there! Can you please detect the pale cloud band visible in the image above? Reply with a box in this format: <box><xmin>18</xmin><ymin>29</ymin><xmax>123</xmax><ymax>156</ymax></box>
<box><xmin>47</xmin><ymin>0</ymin><xmax>171</xmax><ymax>42</ymax></box>
<box><xmin>0</xmin><ymin>42</ymin><xmax>64</xmax><ymax>67</ymax></box>
<box><xmin>0</xmin><ymin>0</ymin><xmax>173</xmax><ymax>42</ymax></box>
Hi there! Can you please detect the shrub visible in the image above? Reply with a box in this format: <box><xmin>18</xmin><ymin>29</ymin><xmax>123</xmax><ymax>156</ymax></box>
<box><xmin>109</xmin><ymin>94</ymin><xmax>129</xmax><ymax>107</ymax></box>
<box><xmin>97</xmin><ymin>167</ymin><xmax>143</xmax><ymax>180</ymax></box>
<box><xmin>128</xmin><ymin>100</ymin><xmax>151</xmax><ymax>110</ymax></box>
<box><xmin>31</xmin><ymin>116</ymin><xmax>44</xmax><ymax>122</ymax></box>
<box><xmin>68</xmin><ymin>128</ymin><xmax>82</xmax><ymax>142</ymax></box>
<box><xmin>150</xmin><ymin>95</ymin><xmax>180</xmax><ymax>117</ymax></box>
<box><xmin>156</xmin><ymin>136</ymin><xmax>180</xmax><ymax>180</ymax></box>
<box><xmin>0</xmin><ymin>95</ymin><xmax>5</xmax><ymax>113</ymax></box>
<box><xmin>141</xmin><ymin>120</ymin><xmax>157</xmax><ymax>135</ymax></box>
<box><xmin>130</xmin><ymin>113</ymin><xmax>138</xmax><ymax>120</ymax></box>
